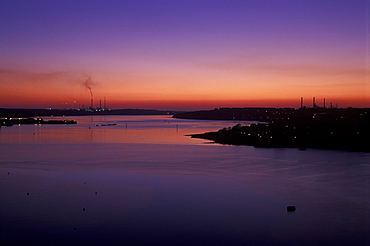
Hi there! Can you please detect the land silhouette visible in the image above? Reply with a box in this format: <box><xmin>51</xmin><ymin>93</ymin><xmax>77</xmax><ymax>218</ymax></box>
<box><xmin>0</xmin><ymin>117</ymin><xmax>77</xmax><ymax>126</ymax></box>
<box><xmin>174</xmin><ymin>107</ymin><xmax>369</xmax><ymax>152</ymax></box>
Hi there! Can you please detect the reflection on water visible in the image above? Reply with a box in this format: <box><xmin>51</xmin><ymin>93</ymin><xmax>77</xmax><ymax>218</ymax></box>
<box><xmin>0</xmin><ymin>116</ymin><xmax>369</xmax><ymax>245</ymax></box>
<box><xmin>0</xmin><ymin>115</ymin><xmax>243</xmax><ymax>144</ymax></box>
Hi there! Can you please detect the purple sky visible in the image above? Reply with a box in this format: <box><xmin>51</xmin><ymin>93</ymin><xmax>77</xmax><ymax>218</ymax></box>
<box><xmin>1</xmin><ymin>0</ymin><xmax>369</xmax><ymax>109</ymax></box>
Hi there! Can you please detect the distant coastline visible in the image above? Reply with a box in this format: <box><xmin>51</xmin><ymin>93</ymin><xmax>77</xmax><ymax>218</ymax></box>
<box><xmin>0</xmin><ymin>108</ymin><xmax>181</xmax><ymax>118</ymax></box>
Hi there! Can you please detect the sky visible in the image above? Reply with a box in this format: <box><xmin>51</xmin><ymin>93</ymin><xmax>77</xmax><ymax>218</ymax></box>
<box><xmin>0</xmin><ymin>0</ymin><xmax>369</xmax><ymax>110</ymax></box>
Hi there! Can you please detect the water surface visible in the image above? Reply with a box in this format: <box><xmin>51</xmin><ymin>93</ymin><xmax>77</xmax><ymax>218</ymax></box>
<box><xmin>1</xmin><ymin>115</ymin><xmax>369</xmax><ymax>245</ymax></box>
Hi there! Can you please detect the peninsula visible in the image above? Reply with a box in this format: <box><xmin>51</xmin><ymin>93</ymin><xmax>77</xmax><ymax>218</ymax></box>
<box><xmin>174</xmin><ymin>107</ymin><xmax>369</xmax><ymax>152</ymax></box>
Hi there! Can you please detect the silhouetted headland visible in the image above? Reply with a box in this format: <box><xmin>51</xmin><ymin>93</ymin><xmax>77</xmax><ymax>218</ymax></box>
<box><xmin>174</xmin><ymin>107</ymin><xmax>370</xmax><ymax>152</ymax></box>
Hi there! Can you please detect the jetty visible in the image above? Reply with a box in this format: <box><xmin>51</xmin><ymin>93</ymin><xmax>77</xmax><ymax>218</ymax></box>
<box><xmin>1</xmin><ymin>118</ymin><xmax>77</xmax><ymax>127</ymax></box>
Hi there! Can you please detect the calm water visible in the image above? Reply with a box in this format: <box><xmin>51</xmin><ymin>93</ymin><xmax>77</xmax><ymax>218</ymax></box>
<box><xmin>0</xmin><ymin>115</ymin><xmax>369</xmax><ymax>245</ymax></box>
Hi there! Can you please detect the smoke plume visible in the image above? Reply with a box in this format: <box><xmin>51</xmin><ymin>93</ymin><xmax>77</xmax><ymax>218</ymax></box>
<box><xmin>83</xmin><ymin>76</ymin><xmax>93</xmax><ymax>97</ymax></box>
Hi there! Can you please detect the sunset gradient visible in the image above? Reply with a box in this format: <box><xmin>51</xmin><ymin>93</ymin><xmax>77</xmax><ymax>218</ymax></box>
<box><xmin>1</xmin><ymin>0</ymin><xmax>369</xmax><ymax>110</ymax></box>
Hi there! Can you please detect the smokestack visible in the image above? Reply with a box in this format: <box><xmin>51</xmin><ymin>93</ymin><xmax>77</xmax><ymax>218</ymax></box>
<box><xmin>323</xmin><ymin>98</ymin><xmax>326</xmax><ymax>108</ymax></box>
<box><xmin>91</xmin><ymin>98</ymin><xmax>93</xmax><ymax>108</ymax></box>
<box><xmin>313</xmin><ymin>97</ymin><xmax>316</xmax><ymax>108</ymax></box>
<box><xmin>100</xmin><ymin>99</ymin><xmax>102</xmax><ymax>109</ymax></box>
<box><xmin>300</xmin><ymin>97</ymin><xmax>303</xmax><ymax>108</ymax></box>
<box><xmin>104</xmin><ymin>97</ymin><xmax>106</xmax><ymax>109</ymax></box>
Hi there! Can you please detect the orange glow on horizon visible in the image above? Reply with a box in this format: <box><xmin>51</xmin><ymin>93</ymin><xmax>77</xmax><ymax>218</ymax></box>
<box><xmin>0</xmin><ymin>64</ymin><xmax>368</xmax><ymax>110</ymax></box>
<box><xmin>1</xmin><ymin>94</ymin><xmax>368</xmax><ymax>111</ymax></box>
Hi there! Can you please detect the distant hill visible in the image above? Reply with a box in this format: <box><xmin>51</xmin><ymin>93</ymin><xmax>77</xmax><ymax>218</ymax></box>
<box><xmin>173</xmin><ymin>107</ymin><xmax>369</xmax><ymax>122</ymax></box>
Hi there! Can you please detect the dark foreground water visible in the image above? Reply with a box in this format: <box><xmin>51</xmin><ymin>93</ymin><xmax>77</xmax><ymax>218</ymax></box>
<box><xmin>0</xmin><ymin>115</ymin><xmax>369</xmax><ymax>245</ymax></box>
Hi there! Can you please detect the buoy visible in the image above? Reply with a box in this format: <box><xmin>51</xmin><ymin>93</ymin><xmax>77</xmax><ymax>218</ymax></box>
<box><xmin>287</xmin><ymin>205</ymin><xmax>296</xmax><ymax>212</ymax></box>
<box><xmin>95</xmin><ymin>192</ymin><xmax>97</xmax><ymax>194</ymax></box>
<box><xmin>83</xmin><ymin>208</ymin><xmax>86</xmax><ymax>211</ymax></box>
